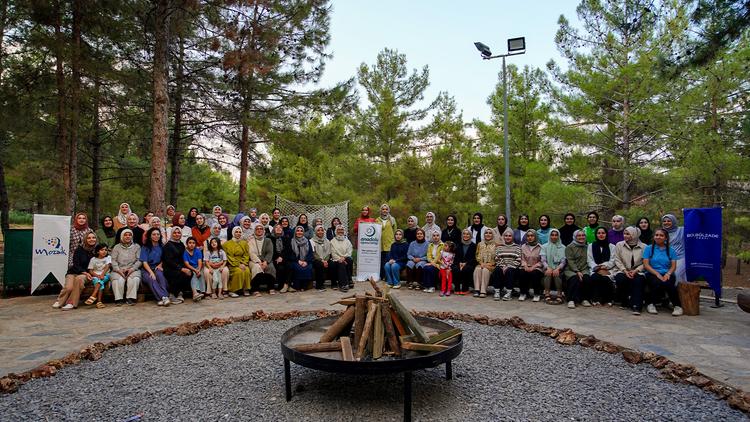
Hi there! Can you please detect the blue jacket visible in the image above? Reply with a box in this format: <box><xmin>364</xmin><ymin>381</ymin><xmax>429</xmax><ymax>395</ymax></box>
<box><xmin>407</xmin><ymin>240</ymin><xmax>428</xmax><ymax>261</ymax></box>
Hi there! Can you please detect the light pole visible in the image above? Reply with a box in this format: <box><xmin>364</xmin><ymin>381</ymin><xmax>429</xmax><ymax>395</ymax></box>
<box><xmin>474</xmin><ymin>37</ymin><xmax>526</xmax><ymax>223</ymax></box>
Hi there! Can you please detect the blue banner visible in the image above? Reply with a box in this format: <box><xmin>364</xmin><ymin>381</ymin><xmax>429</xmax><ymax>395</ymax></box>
<box><xmin>684</xmin><ymin>207</ymin><xmax>722</xmax><ymax>295</ymax></box>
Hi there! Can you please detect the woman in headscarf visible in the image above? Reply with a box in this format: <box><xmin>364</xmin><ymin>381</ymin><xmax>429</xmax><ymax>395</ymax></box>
<box><xmin>541</xmin><ymin>228</ymin><xmax>566</xmax><ymax>304</ymax></box>
<box><xmin>467</xmin><ymin>212</ymin><xmax>487</xmax><ymax>244</ymax></box>
<box><xmin>191</xmin><ymin>214</ymin><xmax>211</xmax><ymax>250</ymax></box>
<box><xmin>441</xmin><ymin>214</ymin><xmax>461</xmax><ymax>245</ymax></box>
<box><xmin>352</xmin><ymin>206</ymin><xmax>376</xmax><ymax>249</ymax></box>
<box><xmin>492</xmin><ymin>228</ymin><xmax>521</xmax><ymax>301</ymax></box>
<box><xmin>330</xmin><ymin>225</ymin><xmax>354</xmax><ymax>292</ymax></box>
<box><xmin>114</xmin><ymin>203</ymin><xmax>131</xmax><ymax>231</ymax></box>
<box><xmin>452</xmin><ymin>228</ymin><xmax>477</xmax><ymax>295</ymax></box>
<box><xmin>110</xmin><ymin>228</ymin><xmax>141</xmax><ymax>306</ymax></box>
<box><xmin>404</xmin><ymin>215</ymin><xmax>419</xmax><ymax>243</ymax></box>
<box><xmin>312</xmin><ymin>217</ymin><xmax>324</xmax><ymax>231</ymax></box>
<box><xmin>248</xmin><ymin>207</ymin><xmax>259</xmax><ymax>223</ymax></box>
<box><xmin>513</xmin><ymin>214</ymin><xmax>531</xmax><ymax>245</ymax></box>
<box><xmin>162</xmin><ymin>226</ymin><xmax>191</xmax><ymax>304</ymax></box>
<box><xmin>165</xmin><ymin>205</ymin><xmax>176</xmax><ymax>227</ymax></box>
<box><xmin>587</xmin><ymin>227</ymin><xmax>616</xmax><ymax>306</ymax></box>
<box><xmin>519</xmin><ymin>229</ymin><xmax>544</xmax><ymax>302</ymax></box>
<box><xmin>204</xmin><ymin>223</ymin><xmax>223</xmax><ymax>250</ymax></box>
<box><xmin>140</xmin><ymin>228</ymin><xmax>170</xmax><ymax>305</ymax></box>
<box><xmin>239</xmin><ymin>216</ymin><xmax>255</xmax><ymax>241</ymax></box>
<box><xmin>421</xmin><ymin>230</ymin><xmax>444</xmax><ymax>293</ymax></box>
<box><xmin>422</xmin><ymin>211</ymin><xmax>442</xmax><ymax>240</ymax></box>
<box><xmin>217</xmin><ymin>213</ymin><xmax>230</xmax><ymax>239</ymax></box>
<box><xmin>53</xmin><ymin>232</ymin><xmax>97</xmax><ymax>310</ymax></box>
<box><xmin>537</xmin><ymin>215</ymin><xmax>552</xmax><ymax>245</ymax></box>
<box><xmin>271</xmin><ymin>223</ymin><xmax>291</xmax><ymax>293</ymax></box>
<box><xmin>224</xmin><ymin>226</ymin><xmax>251</xmax><ymax>297</ymax></box>
<box><xmin>608</xmin><ymin>215</ymin><xmax>625</xmax><ymax>245</ymax></box>
<box><xmin>563</xmin><ymin>230</ymin><xmax>590</xmax><ymax>309</ymax></box>
<box><xmin>185</xmin><ymin>207</ymin><xmax>199</xmax><ymax>228</ymax></box>
<box><xmin>259</xmin><ymin>213</ymin><xmax>272</xmax><ymax>236</ymax></box>
<box><xmin>115</xmin><ymin>213</ymin><xmax>145</xmax><ymax>246</ymax></box>
<box><xmin>206</xmin><ymin>205</ymin><xmax>223</xmax><ymax>228</ymax></box>
<box><xmin>384</xmin><ymin>229</ymin><xmax>409</xmax><ymax>288</ymax></box>
<box><xmin>406</xmin><ymin>228</ymin><xmax>428</xmax><ymax>290</ymax></box>
<box><xmin>168</xmin><ymin>212</ymin><xmax>191</xmax><ymax>244</ymax></box>
<box><xmin>296</xmin><ymin>213</ymin><xmax>314</xmax><ymax>239</ymax></box>
<box><xmin>638</xmin><ymin>217</ymin><xmax>653</xmax><ymax>245</ymax></box>
<box><xmin>491</xmin><ymin>214</ymin><xmax>508</xmax><ymax>245</ymax></box>
<box><xmin>289</xmin><ymin>226</ymin><xmax>314</xmax><ymax>292</ymax></box>
<box><xmin>280</xmin><ymin>217</ymin><xmax>293</xmax><ymax>239</ymax></box>
<box><xmin>643</xmin><ymin>228</ymin><xmax>682</xmax><ymax>316</ymax></box>
<box><xmin>139</xmin><ymin>212</ymin><xmax>154</xmax><ymax>232</ymax></box>
<box><xmin>311</xmin><ymin>225</ymin><xmax>332</xmax><ymax>291</ymax></box>
<box><xmin>326</xmin><ymin>217</ymin><xmax>342</xmax><ymax>240</ymax></box>
<box><xmin>472</xmin><ymin>229</ymin><xmax>496</xmax><ymax>298</ymax></box>
<box><xmin>228</xmin><ymin>212</ymin><xmax>245</xmax><ymax>236</ymax></box>
<box><xmin>68</xmin><ymin>212</ymin><xmax>94</xmax><ymax>267</ymax></box>
<box><xmin>96</xmin><ymin>215</ymin><xmax>117</xmax><ymax>248</ymax></box>
<box><xmin>613</xmin><ymin>226</ymin><xmax>646</xmax><ymax>315</ymax></box>
<box><xmin>378</xmin><ymin>204</ymin><xmax>398</xmax><ymax>279</ymax></box>
<box><xmin>145</xmin><ymin>216</ymin><xmax>167</xmax><ymax>245</ymax></box>
<box><xmin>558</xmin><ymin>213</ymin><xmax>580</xmax><ymax>246</ymax></box>
<box><xmin>583</xmin><ymin>211</ymin><xmax>601</xmax><ymax>244</ymax></box>
<box><xmin>661</xmin><ymin>214</ymin><xmax>686</xmax><ymax>282</ymax></box>
<box><xmin>248</xmin><ymin>223</ymin><xmax>276</xmax><ymax>296</ymax></box>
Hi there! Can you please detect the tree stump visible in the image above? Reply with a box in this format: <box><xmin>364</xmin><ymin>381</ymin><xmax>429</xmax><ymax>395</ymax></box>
<box><xmin>678</xmin><ymin>282</ymin><xmax>700</xmax><ymax>316</ymax></box>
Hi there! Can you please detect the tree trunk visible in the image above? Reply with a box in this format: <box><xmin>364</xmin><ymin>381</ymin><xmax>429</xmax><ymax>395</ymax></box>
<box><xmin>238</xmin><ymin>123</ymin><xmax>249</xmax><ymax>211</ymax></box>
<box><xmin>0</xmin><ymin>0</ymin><xmax>10</xmax><ymax>231</ymax></box>
<box><xmin>54</xmin><ymin>0</ymin><xmax>70</xmax><ymax>214</ymax></box>
<box><xmin>90</xmin><ymin>77</ymin><xmax>102</xmax><ymax>228</ymax></box>
<box><xmin>149</xmin><ymin>0</ymin><xmax>171</xmax><ymax>217</ymax></box>
<box><xmin>68</xmin><ymin>0</ymin><xmax>81</xmax><ymax>213</ymax></box>
<box><xmin>169</xmin><ymin>35</ymin><xmax>184</xmax><ymax>208</ymax></box>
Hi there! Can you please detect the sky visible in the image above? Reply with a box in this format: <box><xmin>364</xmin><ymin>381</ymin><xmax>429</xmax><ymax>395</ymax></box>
<box><xmin>316</xmin><ymin>0</ymin><xmax>582</xmax><ymax>124</ymax></box>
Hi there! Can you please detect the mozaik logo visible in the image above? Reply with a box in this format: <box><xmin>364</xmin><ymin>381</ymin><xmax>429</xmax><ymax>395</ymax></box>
<box><xmin>35</xmin><ymin>236</ymin><xmax>68</xmax><ymax>256</ymax></box>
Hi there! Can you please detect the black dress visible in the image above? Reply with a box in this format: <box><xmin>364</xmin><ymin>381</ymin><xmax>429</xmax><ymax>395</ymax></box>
<box><xmin>162</xmin><ymin>240</ymin><xmax>190</xmax><ymax>296</ymax></box>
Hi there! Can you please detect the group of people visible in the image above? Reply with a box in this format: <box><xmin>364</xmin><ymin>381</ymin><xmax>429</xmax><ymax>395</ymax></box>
<box><xmin>53</xmin><ymin>203</ymin><xmax>688</xmax><ymax>317</ymax></box>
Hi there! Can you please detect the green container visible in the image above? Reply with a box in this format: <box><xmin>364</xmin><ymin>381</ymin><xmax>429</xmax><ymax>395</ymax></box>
<box><xmin>2</xmin><ymin>229</ymin><xmax>58</xmax><ymax>293</ymax></box>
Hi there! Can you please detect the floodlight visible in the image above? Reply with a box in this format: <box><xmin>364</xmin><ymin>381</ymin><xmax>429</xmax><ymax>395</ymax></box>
<box><xmin>474</xmin><ymin>42</ymin><xmax>492</xmax><ymax>58</ymax></box>
<box><xmin>507</xmin><ymin>37</ymin><xmax>525</xmax><ymax>52</ymax></box>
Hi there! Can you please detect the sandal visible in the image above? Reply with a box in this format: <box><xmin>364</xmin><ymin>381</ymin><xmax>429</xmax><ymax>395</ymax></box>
<box><xmin>553</xmin><ymin>297</ymin><xmax>563</xmax><ymax>305</ymax></box>
<box><xmin>269</xmin><ymin>290</ymin><xmax>277</xmax><ymax>295</ymax></box>
<box><xmin>96</xmin><ymin>301</ymin><xmax>106</xmax><ymax>309</ymax></box>
<box><xmin>211</xmin><ymin>293</ymin><xmax>218</xmax><ymax>299</ymax></box>
<box><xmin>253</xmin><ymin>291</ymin><xmax>262</xmax><ymax>297</ymax></box>
<box><xmin>479</xmin><ymin>293</ymin><xmax>487</xmax><ymax>298</ymax></box>
<box><xmin>84</xmin><ymin>296</ymin><xmax>97</xmax><ymax>306</ymax></box>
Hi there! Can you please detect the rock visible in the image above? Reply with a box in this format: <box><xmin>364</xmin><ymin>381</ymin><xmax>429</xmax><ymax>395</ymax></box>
<box><xmin>737</xmin><ymin>292</ymin><xmax>750</xmax><ymax>313</ymax></box>
<box><xmin>651</xmin><ymin>356</ymin><xmax>670</xmax><ymax>369</ymax></box>
<box><xmin>0</xmin><ymin>377</ymin><xmax>18</xmax><ymax>394</ymax></box>
<box><xmin>30</xmin><ymin>365</ymin><xmax>57</xmax><ymax>378</ymax></box>
<box><xmin>508</xmin><ymin>316</ymin><xmax>525</xmax><ymax>328</ymax></box>
<box><xmin>473</xmin><ymin>315</ymin><xmax>489</xmax><ymax>325</ymax></box>
<box><xmin>727</xmin><ymin>392</ymin><xmax>750</xmax><ymax>413</ymax></box>
<box><xmin>686</xmin><ymin>375</ymin><xmax>712</xmax><ymax>388</ymax></box>
<box><xmin>549</xmin><ymin>329</ymin><xmax>560</xmax><ymax>339</ymax></box>
<box><xmin>642</xmin><ymin>351</ymin><xmax>657</xmax><ymax>362</ymax></box>
<box><xmin>556</xmin><ymin>329</ymin><xmax>577</xmax><ymax>345</ymax></box>
<box><xmin>579</xmin><ymin>335</ymin><xmax>597</xmax><ymax>348</ymax></box>
<box><xmin>622</xmin><ymin>349</ymin><xmax>642</xmax><ymax>364</ymax></box>
<box><xmin>46</xmin><ymin>360</ymin><xmax>65</xmax><ymax>369</ymax></box>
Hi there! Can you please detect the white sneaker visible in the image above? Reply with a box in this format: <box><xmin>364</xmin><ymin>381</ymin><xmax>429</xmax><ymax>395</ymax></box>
<box><xmin>567</xmin><ymin>301</ymin><xmax>575</xmax><ymax>309</ymax></box>
<box><xmin>162</xmin><ymin>296</ymin><xmax>170</xmax><ymax>306</ymax></box>
<box><xmin>582</xmin><ymin>300</ymin><xmax>592</xmax><ymax>307</ymax></box>
<box><xmin>502</xmin><ymin>291</ymin><xmax>512</xmax><ymax>301</ymax></box>
<box><xmin>493</xmin><ymin>291</ymin><xmax>501</xmax><ymax>301</ymax></box>
<box><xmin>392</xmin><ymin>283</ymin><xmax>401</xmax><ymax>289</ymax></box>
<box><xmin>672</xmin><ymin>306</ymin><xmax>683</xmax><ymax>316</ymax></box>
<box><xmin>61</xmin><ymin>304</ymin><xmax>74</xmax><ymax>310</ymax></box>
<box><xmin>52</xmin><ymin>301</ymin><xmax>61</xmax><ymax>309</ymax></box>
<box><xmin>229</xmin><ymin>292</ymin><xmax>240</xmax><ymax>298</ymax></box>
<box><xmin>157</xmin><ymin>299</ymin><xmax>164</xmax><ymax>306</ymax></box>
<box><xmin>647</xmin><ymin>304</ymin><xmax>658</xmax><ymax>314</ymax></box>
<box><xmin>424</xmin><ymin>287</ymin><xmax>435</xmax><ymax>293</ymax></box>
<box><xmin>518</xmin><ymin>294</ymin><xmax>527</xmax><ymax>302</ymax></box>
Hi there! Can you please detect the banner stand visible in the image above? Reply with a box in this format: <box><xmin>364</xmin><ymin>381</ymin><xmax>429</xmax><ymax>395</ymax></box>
<box><xmin>683</xmin><ymin>207</ymin><xmax>723</xmax><ymax>308</ymax></box>
<box><xmin>356</xmin><ymin>223</ymin><xmax>382</xmax><ymax>281</ymax></box>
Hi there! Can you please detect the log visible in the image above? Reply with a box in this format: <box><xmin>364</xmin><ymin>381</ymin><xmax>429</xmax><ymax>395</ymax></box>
<box><xmin>319</xmin><ymin>306</ymin><xmax>356</xmax><ymax>343</ymax></box>
<box><xmin>373</xmin><ymin>305</ymin><xmax>384</xmax><ymax>359</ymax></box>
<box><xmin>354</xmin><ymin>295</ymin><xmax>367</xmax><ymax>346</ymax></box>
<box><xmin>293</xmin><ymin>341</ymin><xmax>341</xmax><ymax>353</ymax></box>
<box><xmin>401</xmin><ymin>342</ymin><xmax>450</xmax><ymax>352</ymax></box>
<box><xmin>389</xmin><ymin>309</ymin><xmax>408</xmax><ymax>336</ymax></box>
<box><xmin>432</xmin><ymin>331</ymin><xmax>462</xmax><ymax>345</ymax></box>
<box><xmin>356</xmin><ymin>301</ymin><xmax>378</xmax><ymax>359</ymax></box>
<box><xmin>387</xmin><ymin>293</ymin><xmax>430</xmax><ymax>343</ymax></box>
<box><xmin>369</xmin><ymin>278</ymin><xmax>383</xmax><ymax>297</ymax></box>
<box><xmin>428</xmin><ymin>328</ymin><xmax>462</xmax><ymax>344</ymax></box>
<box><xmin>400</xmin><ymin>334</ymin><xmax>417</xmax><ymax>343</ymax></box>
<box><xmin>329</xmin><ymin>298</ymin><xmax>356</xmax><ymax>306</ymax></box>
<box><xmin>678</xmin><ymin>281</ymin><xmax>700</xmax><ymax>316</ymax></box>
<box><xmin>340</xmin><ymin>337</ymin><xmax>354</xmax><ymax>361</ymax></box>
<box><xmin>381</xmin><ymin>303</ymin><xmax>401</xmax><ymax>356</ymax></box>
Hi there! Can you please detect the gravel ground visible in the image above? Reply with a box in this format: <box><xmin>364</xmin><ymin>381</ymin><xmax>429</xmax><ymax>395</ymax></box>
<box><xmin>1</xmin><ymin>318</ymin><xmax>746</xmax><ymax>422</ymax></box>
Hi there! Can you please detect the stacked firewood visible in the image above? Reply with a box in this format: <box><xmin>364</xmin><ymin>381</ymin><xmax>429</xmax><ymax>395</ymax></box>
<box><xmin>292</xmin><ymin>280</ymin><xmax>462</xmax><ymax>361</ymax></box>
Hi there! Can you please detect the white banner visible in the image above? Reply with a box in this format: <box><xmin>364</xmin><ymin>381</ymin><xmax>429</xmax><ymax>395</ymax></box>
<box><xmin>356</xmin><ymin>222</ymin><xmax>382</xmax><ymax>281</ymax></box>
<box><xmin>31</xmin><ymin>214</ymin><xmax>71</xmax><ymax>293</ymax></box>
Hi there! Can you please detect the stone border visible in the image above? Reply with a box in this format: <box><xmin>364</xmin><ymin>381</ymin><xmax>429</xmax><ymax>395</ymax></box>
<box><xmin>1</xmin><ymin>309</ymin><xmax>748</xmax><ymax>414</ymax></box>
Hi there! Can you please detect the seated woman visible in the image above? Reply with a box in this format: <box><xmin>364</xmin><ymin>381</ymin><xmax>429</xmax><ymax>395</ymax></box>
<box><xmin>270</xmin><ymin>208</ymin><xmax>282</xmax><ymax>227</ymax></box>
<box><xmin>491</xmin><ymin>228</ymin><xmax>521</xmax><ymax>301</ymax></box>
<box><xmin>224</xmin><ymin>226</ymin><xmax>252</xmax><ymax>297</ymax></box>
<box><xmin>537</xmin><ymin>215</ymin><xmax>552</xmax><ymax>245</ymax></box>
<box><xmin>96</xmin><ymin>215</ymin><xmax>117</xmax><ymax>248</ymax></box>
<box><xmin>168</xmin><ymin>212</ymin><xmax>192</xmax><ymax>244</ymax></box>
<box><xmin>162</xmin><ymin>226</ymin><xmax>192</xmax><ymax>304</ymax></box>
<box><xmin>329</xmin><ymin>225</ymin><xmax>353</xmax><ymax>292</ymax></box>
<box><xmin>384</xmin><ymin>229</ymin><xmax>409</xmax><ymax>288</ymax></box>
<box><xmin>248</xmin><ymin>223</ymin><xmax>277</xmax><ymax>296</ymax></box>
<box><xmin>145</xmin><ymin>216</ymin><xmax>167</xmax><ymax>245</ymax></box>
<box><xmin>297</xmin><ymin>214</ymin><xmax>314</xmax><ymax>239</ymax></box>
<box><xmin>473</xmin><ymin>229</ymin><xmax>496</xmax><ymax>297</ymax></box>
<box><xmin>139</xmin><ymin>212</ymin><xmax>154</xmax><ymax>232</ymax></box>
<box><xmin>271</xmin><ymin>223</ymin><xmax>292</xmax><ymax>293</ymax></box>
<box><xmin>311</xmin><ymin>225</ymin><xmax>332</xmax><ymax>291</ymax></box>
<box><xmin>139</xmin><ymin>228</ymin><xmax>171</xmax><ymax>306</ymax></box>
<box><xmin>203</xmin><ymin>237</ymin><xmax>228</xmax><ymax>299</ymax></box>
<box><xmin>191</xmin><ymin>214</ymin><xmax>211</xmax><ymax>250</ymax></box>
<box><xmin>110</xmin><ymin>229</ymin><xmax>142</xmax><ymax>306</ymax></box>
<box><xmin>587</xmin><ymin>227</ymin><xmax>616</xmax><ymax>306</ymax></box>
<box><xmin>452</xmin><ymin>229</ymin><xmax>477</xmax><ymax>295</ymax></box>
<box><xmin>421</xmin><ymin>230</ymin><xmax>444</xmax><ymax>293</ymax></box>
<box><xmin>114</xmin><ymin>202</ymin><xmax>132</xmax><ymax>231</ymax></box>
<box><xmin>613</xmin><ymin>226</ymin><xmax>647</xmax><ymax>315</ymax></box>
<box><xmin>404</xmin><ymin>215</ymin><xmax>419</xmax><ymax>243</ymax></box>
<box><xmin>289</xmin><ymin>226</ymin><xmax>314</xmax><ymax>292</ymax></box>
<box><xmin>53</xmin><ymin>232</ymin><xmax>97</xmax><ymax>310</ymax></box>
<box><xmin>541</xmin><ymin>229</ymin><xmax>567</xmax><ymax>304</ymax></box>
<box><xmin>279</xmin><ymin>217</ymin><xmax>293</xmax><ymax>238</ymax></box>
<box><xmin>239</xmin><ymin>216</ymin><xmax>255</xmax><ymax>240</ymax></box>
<box><xmin>643</xmin><ymin>228</ymin><xmax>682</xmax><ymax>316</ymax></box>
<box><xmin>116</xmin><ymin>213</ymin><xmax>145</xmax><ymax>246</ymax></box>
<box><xmin>519</xmin><ymin>229</ymin><xmax>544</xmax><ymax>302</ymax></box>
<box><xmin>406</xmin><ymin>228</ymin><xmax>428</xmax><ymax>290</ymax></box>
<box><xmin>326</xmin><ymin>217</ymin><xmax>342</xmax><ymax>240</ymax></box>
<box><xmin>564</xmin><ymin>230</ymin><xmax>590</xmax><ymax>308</ymax></box>
<box><xmin>69</xmin><ymin>212</ymin><xmax>94</xmax><ymax>267</ymax></box>
<box><xmin>217</xmin><ymin>213</ymin><xmax>230</xmax><ymax>239</ymax></box>
<box><xmin>441</xmin><ymin>214</ymin><xmax>461</xmax><ymax>245</ymax></box>
<box><xmin>206</xmin><ymin>205</ymin><xmax>223</xmax><ymax>228</ymax></box>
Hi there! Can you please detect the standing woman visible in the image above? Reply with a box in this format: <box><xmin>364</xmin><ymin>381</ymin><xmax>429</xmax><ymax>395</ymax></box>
<box><xmin>165</xmin><ymin>205</ymin><xmax>176</xmax><ymax>227</ymax></box>
<box><xmin>168</xmin><ymin>212</ymin><xmax>191</xmax><ymax>244</ymax></box>
<box><xmin>406</xmin><ymin>228</ymin><xmax>428</xmax><ymax>290</ymax></box>
<box><xmin>224</xmin><ymin>226</ymin><xmax>251</xmax><ymax>297</ymax></box>
<box><xmin>442</xmin><ymin>214</ymin><xmax>461</xmax><ymax>245</ymax></box>
<box><xmin>191</xmin><ymin>214</ymin><xmax>211</xmax><ymax>250</ymax></box>
<box><xmin>297</xmin><ymin>213</ymin><xmax>314</xmax><ymax>239</ymax></box>
<box><xmin>404</xmin><ymin>216</ymin><xmax>419</xmax><ymax>243</ymax></box>
<box><xmin>311</xmin><ymin>225</ymin><xmax>332</xmax><ymax>292</ymax></box>
<box><xmin>96</xmin><ymin>215</ymin><xmax>117</xmax><ymax>248</ymax></box>
<box><xmin>326</xmin><ymin>217</ymin><xmax>342</xmax><ymax>240</ymax></box>
<box><xmin>384</xmin><ymin>229</ymin><xmax>409</xmax><ymax>288</ymax></box>
<box><xmin>513</xmin><ymin>214</ymin><xmax>531</xmax><ymax>245</ymax></box>
<box><xmin>452</xmin><ymin>229</ymin><xmax>477</xmax><ymax>295</ymax></box>
<box><xmin>139</xmin><ymin>212</ymin><xmax>154</xmax><ymax>232</ymax></box>
<box><xmin>217</xmin><ymin>214</ymin><xmax>230</xmax><ymax>239</ymax></box>
<box><xmin>473</xmin><ymin>230</ymin><xmax>496</xmax><ymax>298</ymax></box>
<box><xmin>661</xmin><ymin>214</ymin><xmax>686</xmax><ymax>282</ymax></box>
<box><xmin>271</xmin><ymin>224</ymin><xmax>291</xmax><ymax>294</ymax></box>
<box><xmin>270</xmin><ymin>208</ymin><xmax>282</xmax><ymax>227</ymax></box>
<box><xmin>492</xmin><ymin>228</ymin><xmax>521</xmax><ymax>301</ymax></box>
<box><xmin>259</xmin><ymin>213</ymin><xmax>272</xmax><ymax>236</ymax></box>
<box><xmin>422</xmin><ymin>231</ymin><xmax>444</xmax><ymax>293</ymax></box>
<box><xmin>53</xmin><ymin>232</ymin><xmax>97</xmax><ymax>310</ymax></box>
<box><xmin>248</xmin><ymin>223</ymin><xmax>276</xmax><ymax>296</ymax></box>
<box><xmin>186</xmin><ymin>207</ymin><xmax>199</xmax><ymax>228</ymax></box>
<box><xmin>491</xmin><ymin>214</ymin><xmax>508</xmax><ymax>245</ymax></box>
<box><xmin>330</xmin><ymin>225</ymin><xmax>354</xmax><ymax>292</ymax></box>
<box><xmin>280</xmin><ymin>217</ymin><xmax>293</xmax><ymax>239</ymax></box>
<box><xmin>643</xmin><ymin>228</ymin><xmax>682</xmax><ymax>316</ymax></box>
<box><xmin>139</xmin><ymin>228</ymin><xmax>170</xmax><ymax>306</ymax></box>
<box><xmin>613</xmin><ymin>226</ymin><xmax>647</xmax><ymax>315</ymax></box>
<box><xmin>587</xmin><ymin>227</ymin><xmax>616</xmax><ymax>306</ymax></box>
<box><xmin>69</xmin><ymin>212</ymin><xmax>94</xmax><ymax>267</ymax></box>
<box><xmin>289</xmin><ymin>226</ymin><xmax>314</xmax><ymax>292</ymax></box>
<box><xmin>378</xmin><ymin>204</ymin><xmax>398</xmax><ymax>279</ymax></box>
<box><xmin>114</xmin><ymin>203</ymin><xmax>131</xmax><ymax>231</ymax></box>
<box><xmin>519</xmin><ymin>229</ymin><xmax>544</xmax><ymax>302</ymax></box>
<box><xmin>638</xmin><ymin>217</ymin><xmax>653</xmax><ymax>245</ymax></box>
<box><xmin>541</xmin><ymin>229</ymin><xmax>566</xmax><ymax>304</ymax></box>
<box><xmin>608</xmin><ymin>215</ymin><xmax>625</xmax><ymax>245</ymax></box>
<box><xmin>239</xmin><ymin>216</ymin><xmax>255</xmax><ymax>240</ymax></box>
<box><xmin>162</xmin><ymin>226</ymin><xmax>191</xmax><ymax>304</ymax></box>
<box><xmin>583</xmin><ymin>211</ymin><xmax>601</xmax><ymax>244</ymax></box>
<box><xmin>352</xmin><ymin>206</ymin><xmax>376</xmax><ymax>249</ymax></box>
<box><xmin>146</xmin><ymin>216</ymin><xmax>167</xmax><ymax>245</ymax></box>
<box><xmin>206</xmin><ymin>205</ymin><xmax>223</xmax><ymax>228</ymax></box>
<box><xmin>116</xmin><ymin>213</ymin><xmax>144</xmax><ymax>246</ymax></box>
<box><xmin>558</xmin><ymin>213</ymin><xmax>580</xmax><ymax>246</ymax></box>
<box><xmin>468</xmin><ymin>213</ymin><xmax>487</xmax><ymax>244</ymax></box>
<box><xmin>537</xmin><ymin>215</ymin><xmax>552</xmax><ymax>245</ymax></box>
<box><xmin>563</xmin><ymin>230</ymin><xmax>590</xmax><ymax>308</ymax></box>
<box><xmin>422</xmin><ymin>212</ymin><xmax>442</xmax><ymax>240</ymax></box>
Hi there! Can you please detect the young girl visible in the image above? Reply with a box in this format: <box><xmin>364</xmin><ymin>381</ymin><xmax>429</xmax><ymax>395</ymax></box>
<box><xmin>85</xmin><ymin>244</ymin><xmax>111</xmax><ymax>309</ymax></box>
<box><xmin>439</xmin><ymin>241</ymin><xmax>456</xmax><ymax>297</ymax></box>
<box><xmin>183</xmin><ymin>237</ymin><xmax>205</xmax><ymax>302</ymax></box>
<box><xmin>203</xmin><ymin>237</ymin><xmax>228</xmax><ymax>299</ymax></box>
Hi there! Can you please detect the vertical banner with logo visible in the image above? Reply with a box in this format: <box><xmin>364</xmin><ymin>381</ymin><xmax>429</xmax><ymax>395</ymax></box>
<box><xmin>684</xmin><ymin>207</ymin><xmax>722</xmax><ymax>296</ymax></box>
<box><xmin>31</xmin><ymin>214</ymin><xmax>71</xmax><ymax>293</ymax></box>
<box><xmin>356</xmin><ymin>222</ymin><xmax>382</xmax><ymax>281</ymax></box>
